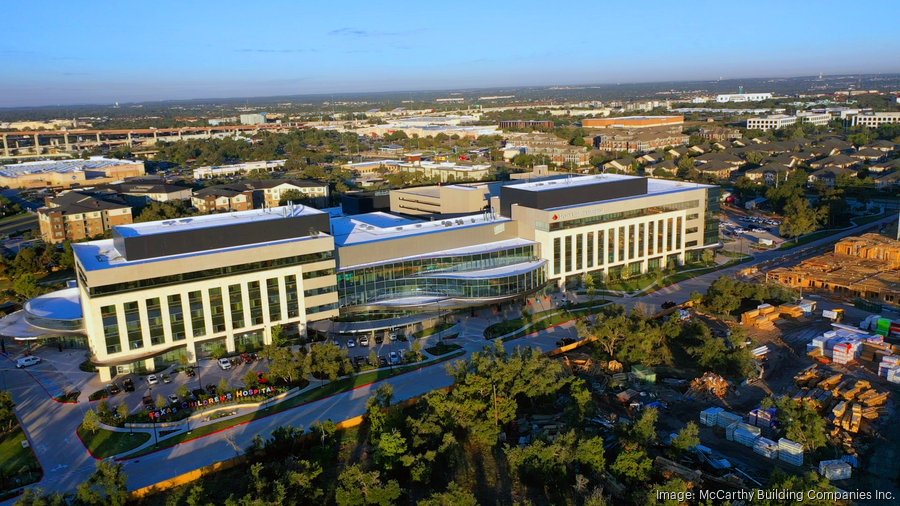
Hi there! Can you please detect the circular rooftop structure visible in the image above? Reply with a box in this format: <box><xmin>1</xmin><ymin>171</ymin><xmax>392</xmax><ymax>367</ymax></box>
<box><xmin>25</xmin><ymin>287</ymin><xmax>83</xmax><ymax>321</ymax></box>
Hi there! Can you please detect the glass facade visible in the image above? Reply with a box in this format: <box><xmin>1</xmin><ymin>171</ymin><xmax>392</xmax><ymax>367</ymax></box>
<box><xmin>228</xmin><ymin>284</ymin><xmax>244</xmax><ymax>329</ymax></box>
<box><xmin>285</xmin><ymin>276</ymin><xmax>299</xmax><ymax>318</ymax></box>
<box><xmin>704</xmin><ymin>188</ymin><xmax>721</xmax><ymax>246</ymax></box>
<box><xmin>87</xmin><ymin>251</ymin><xmax>334</xmax><ymax>297</ymax></box>
<box><xmin>188</xmin><ymin>291</ymin><xmax>206</xmax><ymax>338</ymax></box>
<box><xmin>209</xmin><ymin>287</ymin><xmax>226</xmax><ymax>333</ymax></box>
<box><xmin>553</xmin><ymin>238</ymin><xmax>561</xmax><ymax>275</ymax></box>
<box><xmin>266</xmin><ymin>278</ymin><xmax>282</xmax><ymax>322</ymax></box>
<box><xmin>101</xmin><ymin>305</ymin><xmax>120</xmax><ymax>354</ymax></box>
<box><xmin>167</xmin><ymin>294</ymin><xmax>186</xmax><ymax>341</ymax></box>
<box><xmin>336</xmin><ymin>244</ymin><xmax>543</xmax><ymax>307</ymax></box>
<box><xmin>124</xmin><ymin>301</ymin><xmax>143</xmax><ymax>350</ymax></box>
<box><xmin>537</xmin><ymin>200</ymin><xmax>700</xmax><ymax>231</ymax></box>
<box><xmin>146</xmin><ymin>298</ymin><xmax>164</xmax><ymax>346</ymax></box>
<box><xmin>248</xmin><ymin>281</ymin><xmax>264</xmax><ymax>326</ymax></box>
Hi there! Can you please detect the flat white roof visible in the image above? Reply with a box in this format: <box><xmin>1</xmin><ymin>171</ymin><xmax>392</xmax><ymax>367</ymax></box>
<box><xmin>0</xmin><ymin>157</ymin><xmax>140</xmax><ymax>178</ymax></box>
<box><xmin>114</xmin><ymin>204</ymin><xmax>324</xmax><ymax>238</ymax></box>
<box><xmin>74</xmin><ymin>233</ymin><xmax>321</xmax><ymax>271</ymax></box>
<box><xmin>332</xmin><ymin>211</ymin><xmax>508</xmax><ymax>247</ymax></box>
<box><xmin>507</xmin><ymin>173</ymin><xmax>713</xmax><ymax>194</ymax></box>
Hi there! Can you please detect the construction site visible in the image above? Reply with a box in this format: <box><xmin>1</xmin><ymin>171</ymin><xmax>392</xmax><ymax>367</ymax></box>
<box><xmin>768</xmin><ymin>233</ymin><xmax>900</xmax><ymax>310</ymax></box>
<box><xmin>553</xmin><ymin>295</ymin><xmax>900</xmax><ymax>498</ymax></box>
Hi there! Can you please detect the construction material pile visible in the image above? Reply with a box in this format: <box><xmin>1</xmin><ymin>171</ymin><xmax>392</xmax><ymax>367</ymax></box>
<box><xmin>792</xmin><ymin>368</ymin><xmax>889</xmax><ymax>434</ymax></box>
<box><xmin>698</xmin><ymin>407</ymin><xmax>804</xmax><ymax>464</ymax></box>
<box><xmin>806</xmin><ymin>325</ymin><xmax>884</xmax><ymax>365</ymax></box>
<box><xmin>688</xmin><ymin>372</ymin><xmax>731</xmax><ymax>399</ymax></box>
<box><xmin>741</xmin><ymin>302</ymin><xmax>805</xmax><ymax>329</ymax></box>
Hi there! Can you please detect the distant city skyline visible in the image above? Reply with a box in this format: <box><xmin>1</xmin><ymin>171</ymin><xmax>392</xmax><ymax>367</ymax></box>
<box><xmin>1</xmin><ymin>0</ymin><xmax>899</xmax><ymax>108</ymax></box>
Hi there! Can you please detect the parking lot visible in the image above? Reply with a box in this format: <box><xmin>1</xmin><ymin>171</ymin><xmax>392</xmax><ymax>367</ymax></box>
<box><xmin>720</xmin><ymin>208</ymin><xmax>784</xmax><ymax>251</ymax></box>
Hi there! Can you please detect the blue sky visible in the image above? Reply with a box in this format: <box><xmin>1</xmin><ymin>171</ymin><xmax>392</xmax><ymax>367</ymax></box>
<box><xmin>1</xmin><ymin>0</ymin><xmax>898</xmax><ymax>107</ymax></box>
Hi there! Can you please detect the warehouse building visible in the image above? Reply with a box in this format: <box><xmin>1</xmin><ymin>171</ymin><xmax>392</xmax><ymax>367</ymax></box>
<box><xmin>0</xmin><ymin>157</ymin><xmax>145</xmax><ymax>189</ymax></box>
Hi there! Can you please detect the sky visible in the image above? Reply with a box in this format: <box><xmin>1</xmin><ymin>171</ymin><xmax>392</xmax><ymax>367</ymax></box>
<box><xmin>1</xmin><ymin>0</ymin><xmax>899</xmax><ymax>107</ymax></box>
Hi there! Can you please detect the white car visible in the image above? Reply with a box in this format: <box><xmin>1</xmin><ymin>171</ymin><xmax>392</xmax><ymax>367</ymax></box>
<box><xmin>217</xmin><ymin>358</ymin><xmax>232</xmax><ymax>370</ymax></box>
<box><xmin>388</xmin><ymin>351</ymin><xmax>400</xmax><ymax>365</ymax></box>
<box><xmin>358</xmin><ymin>336</ymin><xmax>370</xmax><ymax>347</ymax></box>
<box><xmin>347</xmin><ymin>339</ymin><xmax>356</xmax><ymax>348</ymax></box>
<box><xmin>15</xmin><ymin>356</ymin><xmax>41</xmax><ymax>368</ymax></box>
<box><xmin>147</xmin><ymin>374</ymin><xmax>159</xmax><ymax>385</ymax></box>
<box><xmin>167</xmin><ymin>394</ymin><xmax>180</xmax><ymax>405</ymax></box>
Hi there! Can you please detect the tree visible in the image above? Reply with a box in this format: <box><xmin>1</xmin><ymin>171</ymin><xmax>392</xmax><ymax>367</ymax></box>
<box><xmin>278</xmin><ymin>189</ymin><xmax>312</xmax><ymax>206</ymax></box>
<box><xmin>13</xmin><ymin>273</ymin><xmax>41</xmax><ymax>299</ymax></box>
<box><xmin>0</xmin><ymin>391</ymin><xmax>17</xmax><ymax>434</ymax></box>
<box><xmin>309</xmin><ymin>342</ymin><xmax>350</xmax><ymax>381</ymax></box>
<box><xmin>177</xmin><ymin>384</ymin><xmax>190</xmax><ymax>399</ymax></box>
<box><xmin>156</xmin><ymin>393</ymin><xmax>167</xmax><ymax>409</ymax></box>
<box><xmin>116</xmin><ymin>403</ymin><xmax>129</xmax><ymax>422</ymax></box>
<box><xmin>671</xmin><ymin>421</ymin><xmax>700</xmax><ymax>453</ymax></box>
<box><xmin>75</xmin><ymin>460</ymin><xmax>129</xmax><ymax>506</ymax></box>
<box><xmin>217</xmin><ymin>378</ymin><xmax>229</xmax><ymax>395</ymax></box>
<box><xmin>243</xmin><ymin>369</ymin><xmax>260</xmax><ymax>389</ymax></box>
<box><xmin>82</xmin><ymin>408</ymin><xmax>100</xmax><ymax>434</ymax></box>
<box><xmin>628</xmin><ymin>407</ymin><xmax>659</xmax><ymax>446</ymax></box>
<box><xmin>135</xmin><ymin>202</ymin><xmax>194</xmax><ymax>223</ymax></box>
<box><xmin>762</xmin><ymin>396</ymin><xmax>827</xmax><ymax>452</ymax></box>
<box><xmin>334</xmin><ymin>464</ymin><xmax>402</xmax><ymax>506</ymax></box>
<box><xmin>780</xmin><ymin>197</ymin><xmax>821</xmax><ymax>241</ymax></box>
<box><xmin>418</xmin><ymin>482</ymin><xmax>478</xmax><ymax>506</ymax></box>
<box><xmin>758</xmin><ymin>470</ymin><xmax>836</xmax><ymax>506</ymax></box>
<box><xmin>611</xmin><ymin>448</ymin><xmax>652</xmax><ymax>484</ymax></box>
<box><xmin>583</xmin><ymin>272</ymin><xmax>597</xmax><ymax>301</ymax></box>
<box><xmin>374</xmin><ymin>429</ymin><xmax>407</xmax><ymax>471</ymax></box>
<box><xmin>701</xmin><ymin>249</ymin><xmax>715</xmax><ymax>265</ymax></box>
<box><xmin>268</xmin><ymin>346</ymin><xmax>306</xmax><ymax>385</ymax></box>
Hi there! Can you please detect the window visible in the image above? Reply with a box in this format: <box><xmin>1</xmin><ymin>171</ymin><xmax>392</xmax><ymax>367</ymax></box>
<box><xmin>628</xmin><ymin>225</ymin><xmax>635</xmax><ymax>259</ymax></box>
<box><xmin>686</xmin><ymin>227</ymin><xmax>699</xmax><ymax>234</ymax></box>
<box><xmin>302</xmin><ymin>267</ymin><xmax>335</xmax><ymax>279</ymax></box>
<box><xmin>575</xmin><ymin>234</ymin><xmax>583</xmax><ymax>271</ymax></box>
<box><xmin>667</xmin><ymin>218</ymin><xmax>674</xmax><ymax>251</ymax></box>
<box><xmin>188</xmin><ymin>291</ymin><xmax>206</xmax><ymax>338</ymax></box>
<box><xmin>248</xmin><ymin>281</ymin><xmax>264</xmax><ymax>326</ymax></box>
<box><xmin>598</xmin><ymin>230</ymin><xmax>605</xmax><ymax>265</ymax></box>
<box><xmin>564</xmin><ymin>236</ymin><xmax>572</xmax><ymax>272</ymax></box>
<box><xmin>266</xmin><ymin>278</ymin><xmax>282</xmax><ymax>322</ymax></box>
<box><xmin>676</xmin><ymin>217</ymin><xmax>683</xmax><ymax>249</ymax></box>
<box><xmin>553</xmin><ymin>238</ymin><xmax>561</xmax><ymax>275</ymax></box>
<box><xmin>685</xmin><ymin>240</ymin><xmax>698</xmax><ymax>247</ymax></box>
<box><xmin>167</xmin><ymin>294</ymin><xmax>186</xmax><ymax>341</ymax></box>
<box><xmin>285</xmin><ymin>276</ymin><xmax>299</xmax><ymax>319</ymax></box>
<box><xmin>124</xmin><ymin>301</ymin><xmax>143</xmax><ymax>350</ymax></box>
<box><xmin>101</xmin><ymin>305</ymin><xmax>121</xmax><ymax>354</ymax></box>
<box><xmin>686</xmin><ymin>213</ymin><xmax>699</xmax><ymax>221</ymax></box>
<box><xmin>229</xmin><ymin>284</ymin><xmax>245</xmax><ymax>329</ymax></box>
<box><xmin>209</xmin><ymin>287</ymin><xmax>226</xmax><ymax>333</ymax></box>
<box><xmin>586</xmin><ymin>232</ymin><xmax>594</xmax><ymax>268</ymax></box>
<box><xmin>638</xmin><ymin>223</ymin><xmax>645</xmax><ymax>257</ymax></box>
<box><xmin>608</xmin><ymin>229</ymin><xmax>615</xmax><ymax>263</ymax></box>
<box><xmin>146</xmin><ymin>298</ymin><xmax>164</xmax><ymax>346</ymax></box>
<box><xmin>648</xmin><ymin>222</ymin><xmax>655</xmax><ymax>255</ymax></box>
<box><xmin>618</xmin><ymin>226</ymin><xmax>626</xmax><ymax>262</ymax></box>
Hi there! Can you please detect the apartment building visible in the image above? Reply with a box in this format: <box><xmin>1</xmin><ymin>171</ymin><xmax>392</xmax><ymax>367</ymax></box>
<box><xmin>37</xmin><ymin>191</ymin><xmax>133</xmax><ymax>244</ymax></box>
<box><xmin>582</xmin><ymin>115</ymin><xmax>684</xmax><ymax>129</ymax></box>
<box><xmin>73</xmin><ymin>206</ymin><xmax>337</xmax><ymax>380</ymax></box>
<box><xmin>191</xmin><ymin>186</ymin><xmax>254</xmax><ymax>213</ymax></box>
<box><xmin>250</xmin><ymin>179</ymin><xmax>331</xmax><ymax>207</ymax></box>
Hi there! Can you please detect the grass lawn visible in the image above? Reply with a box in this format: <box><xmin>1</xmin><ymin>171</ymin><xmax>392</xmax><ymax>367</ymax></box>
<box><xmin>778</xmin><ymin>229</ymin><xmax>839</xmax><ymax>250</ymax></box>
<box><xmin>0</xmin><ymin>428</ymin><xmax>42</xmax><ymax>494</ymax></box>
<box><xmin>77</xmin><ymin>426</ymin><xmax>150</xmax><ymax>457</ymax></box>
<box><xmin>852</xmin><ymin>212</ymin><xmax>888</xmax><ymax>226</ymax></box>
<box><xmin>425</xmin><ymin>342</ymin><xmax>462</xmax><ymax>356</ymax></box>
<box><xmin>96</xmin><ymin>350</ymin><xmax>466</xmax><ymax>459</ymax></box>
<box><xmin>413</xmin><ymin>322</ymin><xmax>456</xmax><ymax>338</ymax></box>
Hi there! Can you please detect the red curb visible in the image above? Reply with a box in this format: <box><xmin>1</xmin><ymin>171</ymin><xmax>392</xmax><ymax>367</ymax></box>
<box><xmin>110</xmin><ymin>352</ymin><xmax>465</xmax><ymax>461</ymax></box>
<box><xmin>74</xmin><ymin>427</ymin><xmax>102</xmax><ymax>461</ymax></box>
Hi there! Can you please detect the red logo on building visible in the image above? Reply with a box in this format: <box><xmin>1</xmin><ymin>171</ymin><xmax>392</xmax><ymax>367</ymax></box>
<box><xmin>552</xmin><ymin>214</ymin><xmax>559</xmax><ymax>221</ymax></box>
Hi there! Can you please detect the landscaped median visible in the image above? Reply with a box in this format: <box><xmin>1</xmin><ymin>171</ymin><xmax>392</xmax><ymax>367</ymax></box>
<box><xmin>484</xmin><ymin>300</ymin><xmax>610</xmax><ymax>341</ymax></box>
<box><xmin>77</xmin><ymin>349</ymin><xmax>466</xmax><ymax>460</ymax></box>
<box><xmin>0</xmin><ymin>427</ymin><xmax>43</xmax><ymax>500</ymax></box>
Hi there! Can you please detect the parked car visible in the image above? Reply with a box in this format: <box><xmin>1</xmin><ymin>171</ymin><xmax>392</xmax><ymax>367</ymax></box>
<box><xmin>147</xmin><ymin>374</ymin><xmax>159</xmax><ymax>385</ymax></box>
<box><xmin>358</xmin><ymin>336</ymin><xmax>370</xmax><ymax>347</ymax></box>
<box><xmin>184</xmin><ymin>367</ymin><xmax>196</xmax><ymax>378</ymax></box>
<box><xmin>378</xmin><ymin>356</ymin><xmax>388</xmax><ymax>368</ymax></box>
<box><xmin>388</xmin><ymin>351</ymin><xmax>400</xmax><ymax>365</ymax></box>
<box><xmin>142</xmin><ymin>395</ymin><xmax>155</xmax><ymax>410</ymax></box>
<box><xmin>347</xmin><ymin>339</ymin><xmax>356</xmax><ymax>348</ymax></box>
<box><xmin>375</xmin><ymin>334</ymin><xmax>384</xmax><ymax>345</ymax></box>
<box><xmin>122</xmin><ymin>378</ymin><xmax>135</xmax><ymax>392</ymax></box>
<box><xmin>217</xmin><ymin>358</ymin><xmax>232</xmax><ymax>371</ymax></box>
<box><xmin>106</xmin><ymin>383</ymin><xmax>121</xmax><ymax>395</ymax></box>
<box><xmin>206</xmin><ymin>383</ymin><xmax>218</xmax><ymax>395</ymax></box>
<box><xmin>167</xmin><ymin>394</ymin><xmax>180</xmax><ymax>405</ymax></box>
<box><xmin>15</xmin><ymin>356</ymin><xmax>41</xmax><ymax>368</ymax></box>
<box><xmin>161</xmin><ymin>373</ymin><xmax>172</xmax><ymax>384</ymax></box>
